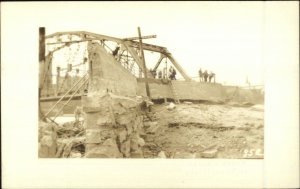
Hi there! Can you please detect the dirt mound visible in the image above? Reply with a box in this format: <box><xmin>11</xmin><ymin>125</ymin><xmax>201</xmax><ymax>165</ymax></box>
<box><xmin>142</xmin><ymin>103</ymin><xmax>264</xmax><ymax>159</ymax></box>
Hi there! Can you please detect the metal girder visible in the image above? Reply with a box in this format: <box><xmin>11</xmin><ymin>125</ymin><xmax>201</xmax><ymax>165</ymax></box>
<box><xmin>46</xmin><ymin>31</ymin><xmax>167</xmax><ymax>53</ymax></box>
<box><xmin>123</xmin><ymin>42</ymin><xmax>145</xmax><ymax>72</ymax></box>
<box><xmin>45</xmin><ymin>31</ymin><xmax>190</xmax><ymax>81</ymax></box>
<box><xmin>153</xmin><ymin>54</ymin><xmax>165</xmax><ymax>71</ymax></box>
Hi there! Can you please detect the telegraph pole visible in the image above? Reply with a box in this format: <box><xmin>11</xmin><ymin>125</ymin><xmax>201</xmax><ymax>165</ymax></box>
<box><xmin>137</xmin><ymin>27</ymin><xmax>151</xmax><ymax>99</ymax></box>
<box><xmin>39</xmin><ymin>27</ymin><xmax>46</xmax><ymax>120</ymax></box>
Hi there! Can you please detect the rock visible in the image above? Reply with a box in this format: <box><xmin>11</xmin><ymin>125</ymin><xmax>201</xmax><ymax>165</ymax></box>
<box><xmin>86</xmin><ymin>129</ymin><xmax>102</xmax><ymax>143</ymax></box>
<box><xmin>55</xmin><ymin>143</ymin><xmax>66</xmax><ymax>158</ymax></box>
<box><xmin>167</xmin><ymin>102</ymin><xmax>176</xmax><ymax>110</ymax></box>
<box><xmin>144</xmin><ymin>121</ymin><xmax>157</xmax><ymax>128</ymax></box>
<box><xmin>146</xmin><ymin>122</ymin><xmax>159</xmax><ymax>134</ymax></box>
<box><xmin>117</xmin><ymin>129</ymin><xmax>127</xmax><ymax>143</ymax></box>
<box><xmin>236</xmin><ymin>126</ymin><xmax>251</xmax><ymax>131</ymax></box>
<box><xmin>39</xmin><ymin>122</ymin><xmax>57</xmax><ymax>158</ymax></box>
<box><xmin>133</xmin><ymin>116</ymin><xmax>143</xmax><ymax>132</ymax></box>
<box><xmin>168</xmin><ymin>121</ymin><xmax>179</xmax><ymax>128</ymax></box>
<box><xmin>130</xmin><ymin>150</ymin><xmax>144</xmax><ymax>158</ymax></box>
<box><xmin>137</xmin><ymin>137</ymin><xmax>145</xmax><ymax>147</ymax></box>
<box><xmin>157</xmin><ymin>151</ymin><xmax>167</xmax><ymax>158</ymax></box>
<box><xmin>200</xmin><ymin>149</ymin><xmax>218</xmax><ymax>158</ymax></box>
<box><xmin>173</xmin><ymin>152</ymin><xmax>196</xmax><ymax>159</ymax></box>
<box><xmin>241</xmin><ymin>102</ymin><xmax>254</xmax><ymax>106</ymax></box>
<box><xmin>256</xmin><ymin>124</ymin><xmax>263</xmax><ymax>129</ymax></box>
<box><xmin>145</xmin><ymin>100</ymin><xmax>154</xmax><ymax>107</ymax></box>
<box><xmin>120</xmin><ymin>140</ymin><xmax>131</xmax><ymax>157</ymax></box>
<box><xmin>130</xmin><ymin>137</ymin><xmax>139</xmax><ymax>152</ymax></box>
<box><xmin>62</xmin><ymin>141</ymin><xmax>74</xmax><ymax>158</ymax></box>
<box><xmin>100</xmin><ymin>129</ymin><xmax>116</xmax><ymax>140</ymax></box>
<box><xmin>116</xmin><ymin>112</ymin><xmax>136</xmax><ymax>126</ymax></box>
<box><xmin>69</xmin><ymin>151</ymin><xmax>82</xmax><ymax>158</ymax></box>
<box><xmin>184</xmin><ymin>101</ymin><xmax>193</xmax><ymax>105</ymax></box>
<box><xmin>86</xmin><ymin>139</ymin><xmax>122</xmax><ymax>158</ymax></box>
<box><xmin>41</xmin><ymin>135</ymin><xmax>54</xmax><ymax>147</ymax></box>
<box><xmin>251</xmin><ymin>104</ymin><xmax>264</xmax><ymax>111</ymax></box>
<box><xmin>96</xmin><ymin>116</ymin><xmax>114</xmax><ymax>126</ymax></box>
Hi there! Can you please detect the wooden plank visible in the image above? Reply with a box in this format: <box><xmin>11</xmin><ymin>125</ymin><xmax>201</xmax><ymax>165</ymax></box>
<box><xmin>123</xmin><ymin>35</ymin><xmax>156</xmax><ymax>41</ymax></box>
<box><xmin>138</xmin><ymin>27</ymin><xmax>151</xmax><ymax>99</ymax></box>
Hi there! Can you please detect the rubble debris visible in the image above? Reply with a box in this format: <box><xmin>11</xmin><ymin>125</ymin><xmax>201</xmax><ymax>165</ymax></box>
<box><xmin>167</xmin><ymin>102</ymin><xmax>176</xmax><ymax>110</ymax></box>
<box><xmin>200</xmin><ymin>149</ymin><xmax>218</xmax><ymax>158</ymax></box>
<box><xmin>39</xmin><ymin>121</ymin><xmax>57</xmax><ymax>158</ymax></box>
<box><xmin>157</xmin><ymin>151</ymin><xmax>167</xmax><ymax>158</ymax></box>
<box><xmin>145</xmin><ymin>121</ymin><xmax>159</xmax><ymax>134</ymax></box>
<box><xmin>173</xmin><ymin>152</ymin><xmax>196</xmax><ymax>159</ymax></box>
<box><xmin>256</xmin><ymin>124</ymin><xmax>264</xmax><ymax>129</ymax></box>
<box><xmin>83</xmin><ymin>93</ymin><xmax>145</xmax><ymax>158</ymax></box>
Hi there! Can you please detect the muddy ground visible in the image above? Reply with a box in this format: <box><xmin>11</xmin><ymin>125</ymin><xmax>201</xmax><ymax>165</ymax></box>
<box><xmin>142</xmin><ymin>102</ymin><xmax>264</xmax><ymax>159</ymax></box>
<box><xmin>52</xmin><ymin>102</ymin><xmax>264</xmax><ymax>159</ymax></box>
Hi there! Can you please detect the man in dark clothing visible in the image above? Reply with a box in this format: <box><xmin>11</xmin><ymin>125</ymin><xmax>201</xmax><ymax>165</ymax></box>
<box><xmin>172</xmin><ymin>68</ymin><xmax>177</xmax><ymax>80</ymax></box>
<box><xmin>158</xmin><ymin>70</ymin><xmax>162</xmax><ymax>79</ymax></box>
<box><xmin>112</xmin><ymin>46</ymin><xmax>120</xmax><ymax>56</ymax></box>
<box><xmin>208</xmin><ymin>72</ymin><xmax>215</xmax><ymax>83</ymax></box>
<box><xmin>203</xmin><ymin>70</ymin><xmax>208</xmax><ymax>82</ymax></box>
<box><xmin>199</xmin><ymin>69</ymin><xmax>203</xmax><ymax>82</ymax></box>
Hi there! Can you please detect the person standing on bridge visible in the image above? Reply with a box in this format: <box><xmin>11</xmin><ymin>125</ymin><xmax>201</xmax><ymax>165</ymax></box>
<box><xmin>74</xmin><ymin>106</ymin><xmax>83</xmax><ymax>122</ymax></box>
<box><xmin>112</xmin><ymin>45</ymin><xmax>120</xmax><ymax>57</ymax></box>
<box><xmin>172</xmin><ymin>68</ymin><xmax>177</xmax><ymax>80</ymax></box>
<box><xmin>199</xmin><ymin>68</ymin><xmax>203</xmax><ymax>82</ymax></box>
<box><xmin>158</xmin><ymin>70</ymin><xmax>162</xmax><ymax>79</ymax></box>
<box><xmin>168</xmin><ymin>66</ymin><xmax>174</xmax><ymax>80</ymax></box>
<box><xmin>203</xmin><ymin>70</ymin><xmax>208</xmax><ymax>82</ymax></box>
<box><xmin>208</xmin><ymin>71</ymin><xmax>216</xmax><ymax>83</ymax></box>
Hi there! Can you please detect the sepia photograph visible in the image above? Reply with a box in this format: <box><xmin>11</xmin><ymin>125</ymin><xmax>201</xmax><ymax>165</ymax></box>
<box><xmin>2</xmin><ymin>1</ymin><xmax>299</xmax><ymax>188</ymax></box>
<box><xmin>38</xmin><ymin>26</ymin><xmax>264</xmax><ymax>159</ymax></box>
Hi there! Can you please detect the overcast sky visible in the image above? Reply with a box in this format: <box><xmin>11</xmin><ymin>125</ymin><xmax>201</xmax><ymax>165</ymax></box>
<box><xmin>42</xmin><ymin>2</ymin><xmax>266</xmax><ymax>86</ymax></box>
<box><xmin>2</xmin><ymin>1</ymin><xmax>298</xmax><ymax>86</ymax></box>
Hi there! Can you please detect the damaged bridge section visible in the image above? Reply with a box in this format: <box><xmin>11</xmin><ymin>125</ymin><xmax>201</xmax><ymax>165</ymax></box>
<box><xmin>83</xmin><ymin>42</ymin><xmax>146</xmax><ymax>158</ymax></box>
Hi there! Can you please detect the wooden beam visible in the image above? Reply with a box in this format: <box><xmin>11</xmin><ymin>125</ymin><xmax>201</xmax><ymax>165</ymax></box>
<box><xmin>123</xmin><ymin>42</ymin><xmax>144</xmax><ymax>71</ymax></box>
<box><xmin>46</xmin><ymin>38</ymin><xmax>95</xmax><ymax>45</ymax></box>
<box><xmin>46</xmin><ymin>31</ymin><xmax>167</xmax><ymax>53</ymax></box>
<box><xmin>39</xmin><ymin>27</ymin><xmax>46</xmax><ymax>90</ymax></box>
<box><xmin>123</xmin><ymin>35</ymin><xmax>156</xmax><ymax>41</ymax></box>
<box><xmin>39</xmin><ymin>27</ymin><xmax>46</xmax><ymax>120</ymax></box>
<box><xmin>153</xmin><ymin>54</ymin><xmax>165</xmax><ymax>71</ymax></box>
<box><xmin>138</xmin><ymin>27</ymin><xmax>151</xmax><ymax>99</ymax></box>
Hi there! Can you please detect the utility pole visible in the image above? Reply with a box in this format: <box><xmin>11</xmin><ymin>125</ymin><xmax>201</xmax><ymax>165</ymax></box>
<box><xmin>137</xmin><ymin>27</ymin><xmax>151</xmax><ymax>99</ymax></box>
<box><xmin>39</xmin><ymin>27</ymin><xmax>46</xmax><ymax>89</ymax></box>
<box><xmin>39</xmin><ymin>27</ymin><xmax>46</xmax><ymax>120</ymax></box>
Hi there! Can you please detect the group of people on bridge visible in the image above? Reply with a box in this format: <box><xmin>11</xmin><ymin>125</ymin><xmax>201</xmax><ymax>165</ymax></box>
<box><xmin>150</xmin><ymin>66</ymin><xmax>177</xmax><ymax>80</ymax></box>
<box><xmin>199</xmin><ymin>68</ymin><xmax>216</xmax><ymax>83</ymax></box>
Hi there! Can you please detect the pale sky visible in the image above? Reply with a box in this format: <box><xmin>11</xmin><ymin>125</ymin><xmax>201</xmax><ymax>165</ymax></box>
<box><xmin>44</xmin><ymin>2</ymin><xmax>266</xmax><ymax>86</ymax></box>
<box><xmin>2</xmin><ymin>1</ymin><xmax>298</xmax><ymax>86</ymax></box>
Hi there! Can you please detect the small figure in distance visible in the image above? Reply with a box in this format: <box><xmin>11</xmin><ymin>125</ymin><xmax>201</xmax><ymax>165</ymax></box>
<box><xmin>168</xmin><ymin>66</ymin><xmax>174</xmax><ymax>80</ymax></box>
<box><xmin>198</xmin><ymin>68</ymin><xmax>203</xmax><ymax>82</ymax></box>
<box><xmin>172</xmin><ymin>68</ymin><xmax>177</xmax><ymax>80</ymax></box>
<box><xmin>208</xmin><ymin>71</ymin><xmax>216</xmax><ymax>83</ymax></box>
<box><xmin>74</xmin><ymin>106</ymin><xmax>83</xmax><ymax>122</ymax></box>
<box><xmin>158</xmin><ymin>70</ymin><xmax>162</xmax><ymax>79</ymax></box>
<box><xmin>203</xmin><ymin>70</ymin><xmax>208</xmax><ymax>82</ymax></box>
<box><xmin>112</xmin><ymin>45</ymin><xmax>120</xmax><ymax>57</ymax></box>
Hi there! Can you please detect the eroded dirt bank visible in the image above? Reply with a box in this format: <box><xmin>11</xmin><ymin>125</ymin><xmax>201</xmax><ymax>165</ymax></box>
<box><xmin>142</xmin><ymin>102</ymin><xmax>264</xmax><ymax>159</ymax></box>
<box><xmin>39</xmin><ymin>102</ymin><xmax>264</xmax><ymax>159</ymax></box>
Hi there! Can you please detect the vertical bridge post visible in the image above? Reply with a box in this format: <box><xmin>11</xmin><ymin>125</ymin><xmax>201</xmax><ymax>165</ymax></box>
<box><xmin>39</xmin><ymin>27</ymin><xmax>46</xmax><ymax>119</ymax></box>
<box><xmin>137</xmin><ymin>27</ymin><xmax>151</xmax><ymax>99</ymax></box>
